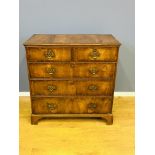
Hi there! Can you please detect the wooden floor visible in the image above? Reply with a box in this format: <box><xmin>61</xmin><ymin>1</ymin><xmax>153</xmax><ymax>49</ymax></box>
<box><xmin>19</xmin><ymin>96</ymin><xmax>134</xmax><ymax>155</ymax></box>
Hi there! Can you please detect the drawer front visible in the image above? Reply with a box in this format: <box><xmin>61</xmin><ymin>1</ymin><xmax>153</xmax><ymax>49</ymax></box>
<box><xmin>28</xmin><ymin>63</ymin><xmax>73</xmax><ymax>78</ymax></box>
<box><xmin>73</xmin><ymin>97</ymin><xmax>112</xmax><ymax>114</ymax></box>
<box><xmin>26</xmin><ymin>47</ymin><xmax>71</xmax><ymax>62</ymax></box>
<box><xmin>30</xmin><ymin>81</ymin><xmax>76</xmax><ymax>96</ymax></box>
<box><xmin>73</xmin><ymin>63</ymin><xmax>116</xmax><ymax>79</ymax></box>
<box><xmin>32</xmin><ymin>97</ymin><xmax>72</xmax><ymax>114</ymax></box>
<box><xmin>32</xmin><ymin>97</ymin><xmax>112</xmax><ymax>114</ymax></box>
<box><xmin>76</xmin><ymin>81</ymin><xmax>113</xmax><ymax>96</ymax></box>
<box><xmin>74</xmin><ymin>47</ymin><xmax>118</xmax><ymax>62</ymax></box>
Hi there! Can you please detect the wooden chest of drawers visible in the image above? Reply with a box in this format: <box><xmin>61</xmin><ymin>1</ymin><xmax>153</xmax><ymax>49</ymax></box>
<box><xmin>24</xmin><ymin>34</ymin><xmax>121</xmax><ymax>125</ymax></box>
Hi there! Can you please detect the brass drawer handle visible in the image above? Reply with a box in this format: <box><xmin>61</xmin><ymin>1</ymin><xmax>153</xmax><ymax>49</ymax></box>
<box><xmin>88</xmin><ymin>103</ymin><xmax>97</xmax><ymax>109</ymax></box>
<box><xmin>89</xmin><ymin>49</ymin><xmax>100</xmax><ymax>60</ymax></box>
<box><xmin>47</xmin><ymin>103</ymin><xmax>57</xmax><ymax>110</ymax></box>
<box><xmin>89</xmin><ymin>67</ymin><xmax>98</xmax><ymax>75</ymax></box>
<box><xmin>48</xmin><ymin>85</ymin><xmax>57</xmax><ymax>92</ymax></box>
<box><xmin>88</xmin><ymin>85</ymin><xmax>98</xmax><ymax>91</ymax></box>
<box><xmin>44</xmin><ymin>49</ymin><xmax>55</xmax><ymax>59</ymax></box>
<box><xmin>47</xmin><ymin>67</ymin><xmax>56</xmax><ymax>75</ymax></box>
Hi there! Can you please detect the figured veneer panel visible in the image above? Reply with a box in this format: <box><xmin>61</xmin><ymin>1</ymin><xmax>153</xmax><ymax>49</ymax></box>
<box><xmin>74</xmin><ymin>47</ymin><xmax>118</xmax><ymax>62</ymax></box>
<box><xmin>73</xmin><ymin>63</ymin><xmax>116</xmax><ymax>79</ymax></box>
<box><xmin>32</xmin><ymin>97</ymin><xmax>112</xmax><ymax>114</ymax></box>
<box><xmin>76</xmin><ymin>81</ymin><xmax>114</xmax><ymax>96</ymax></box>
<box><xmin>24</xmin><ymin>34</ymin><xmax>121</xmax><ymax>125</ymax></box>
<box><xmin>32</xmin><ymin>97</ymin><xmax>73</xmax><ymax>114</ymax></box>
<box><xmin>26</xmin><ymin>47</ymin><xmax>71</xmax><ymax>62</ymax></box>
<box><xmin>30</xmin><ymin>81</ymin><xmax>76</xmax><ymax>96</ymax></box>
<box><xmin>28</xmin><ymin>63</ymin><xmax>73</xmax><ymax>78</ymax></box>
<box><xmin>72</xmin><ymin>97</ymin><xmax>112</xmax><ymax>114</ymax></box>
<box><xmin>24</xmin><ymin>34</ymin><xmax>121</xmax><ymax>46</ymax></box>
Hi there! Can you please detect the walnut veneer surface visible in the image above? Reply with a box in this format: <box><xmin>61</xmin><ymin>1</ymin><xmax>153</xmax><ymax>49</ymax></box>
<box><xmin>24</xmin><ymin>34</ymin><xmax>121</xmax><ymax>125</ymax></box>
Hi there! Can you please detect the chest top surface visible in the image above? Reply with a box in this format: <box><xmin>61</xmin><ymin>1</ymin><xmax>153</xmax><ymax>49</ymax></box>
<box><xmin>23</xmin><ymin>34</ymin><xmax>121</xmax><ymax>46</ymax></box>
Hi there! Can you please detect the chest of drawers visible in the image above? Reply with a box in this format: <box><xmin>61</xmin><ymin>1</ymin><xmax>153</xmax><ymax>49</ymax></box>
<box><xmin>24</xmin><ymin>34</ymin><xmax>121</xmax><ymax>125</ymax></box>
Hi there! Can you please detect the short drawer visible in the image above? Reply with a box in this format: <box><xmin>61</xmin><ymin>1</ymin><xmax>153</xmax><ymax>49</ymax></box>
<box><xmin>30</xmin><ymin>81</ymin><xmax>76</xmax><ymax>96</ymax></box>
<box><xmin>26</xmin><ymin>47</ymin><xmax>71</xmax><ymax>62</ymax></box>
<box><xmin>76</xmin><ymin>81</ymin><xmax>113</xmax><ymax>96</ymax></box>
<box><xmin>28</xmin><ymin>63</ymin><xmax>73</xmax><ymax>78</ymax></box>
<box><xmin>73</xmin><ymin>63</ymin><xmax>116</xmax><ymax>79</ymax></box>
<box><xmin>74</xmin><ymin>47</ymin><xmax>118</xmax><ymax>62</ymax></box>
<box><xmin>31</xmin><ymin>97</ymin><xmax>112</xmax><ymax>114</ymax></box>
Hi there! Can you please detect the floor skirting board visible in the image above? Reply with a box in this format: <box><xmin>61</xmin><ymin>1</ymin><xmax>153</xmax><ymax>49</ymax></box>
<box><xmin>19</xmin><ymin>92</ymin><xmax>135</xmax><ymax>97</ymax></box>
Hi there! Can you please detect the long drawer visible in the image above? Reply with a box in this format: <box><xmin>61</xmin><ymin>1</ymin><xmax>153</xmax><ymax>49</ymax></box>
<box><xmin>31</xmin><ymin>97</ymin><xmax>112</xmax><ymax>114</ymax></box>
<box><xmin>28</xmin><ymin>63</ymin><xmax>116</xmax><ymax>79</ymax></box>
<box><xmin>30</xmin><ymin>80</ymin><xmax>113</xmax><ymax>96</ymax></box>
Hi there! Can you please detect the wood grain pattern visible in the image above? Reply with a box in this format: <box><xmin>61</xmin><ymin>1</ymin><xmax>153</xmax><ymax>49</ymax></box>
<box><xmin>30</xmin><ymin>80</ymin><xmax>113</xmax><ymax>96</ymax></box>
<box><xmin>23</xmin><ymin>34</ymin><xmax>121</xmax><ymax>46</ymax></box>
<box><xmin>31</xmin><ymin>97</ymin><xmax>112</xmax><ymax>114</ymax></box>
<box><xmin>30</xmin><ymin>80</ymin><xmax>76</xmax><ymax>96</ymax></box>
<box><xmin>19</xmin><ymin>96</ymin><xmax>134</xmax><ymax>155</ymax></box>
<box><xmin>74</xmin><ymin>47</ymin><xmax>118</xmax><ymax>62</ymax></box>
<box><xmin>24</xmin><ymin>34</ymin><xmax>121</xmax><ymax>125</ymax></box>
<box><xmin>76</xmin><ymin>81</ymin><xmax>113</xmax><ymax>96</ymax></box>
<box><xmin>28</xmin><ymin>63</ymin><xmax>116</xmax><ymax>79</ymax></box>
<box><xmin>74</xmin><ymin>63</ymin><xmax>116</xmax><ymax>78</ymax></box>
<box><xmin>28</xmin><ymin>63</ymin><xmax>73</xmax><ymax>78</ymax></box>
<box><xmin>32</xmin><ymin>97</ymin><xmax>72</xmax><ymax>114</ymax></box>
<box><xmin>26</xmin><ymin>47</ymin><xmax>71</xmax><ymax>62</ymax></box>
<box><xmin>31</xmin><ymin>114</ymin><xmax>113</xmax><ymax>125</ymax></box>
